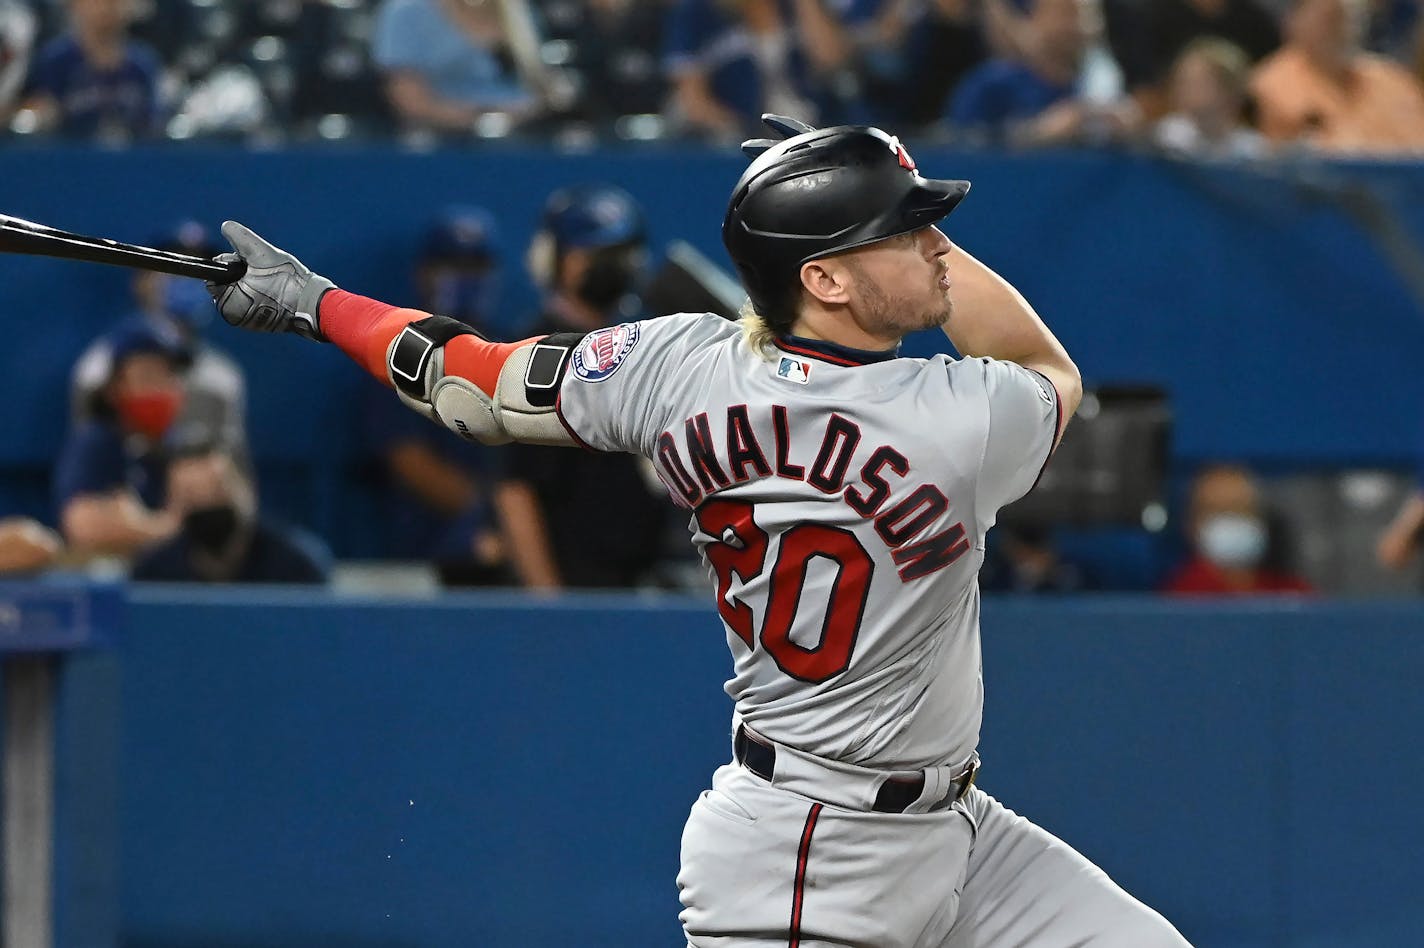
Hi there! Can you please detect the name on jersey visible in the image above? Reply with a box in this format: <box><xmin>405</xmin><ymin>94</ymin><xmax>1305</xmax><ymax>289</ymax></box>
<box><xmin>654</xmin><ymin>405</ymin><xmax>970</xmax><ymax>582</ymax></box>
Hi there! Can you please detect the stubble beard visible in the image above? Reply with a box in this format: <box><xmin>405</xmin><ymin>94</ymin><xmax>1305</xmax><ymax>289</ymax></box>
<box><xmin>919</xmin><ymin>294</ymin><xmax>953</xmax><ymax>332</ymax></box>
<box><xmin>864</xmin><ymin>284</ymin><xmax>953</xmax><ymax>338</ymax></box>
<box><xmin>847</xmin><ymin>258</ymin><xmax>953</xmax><ymax>339</ymax></box>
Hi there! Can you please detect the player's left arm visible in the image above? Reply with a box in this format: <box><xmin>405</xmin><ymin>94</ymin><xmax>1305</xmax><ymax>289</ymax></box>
<box><xmin>939</xmin><ymin>244</ymin><xmax>1082</xmax><ymax>451</ymax></box>
<box><xmin>206</xmin><ymin>222</ymin><xmax>582</xmax><ymax>449</ymax></box>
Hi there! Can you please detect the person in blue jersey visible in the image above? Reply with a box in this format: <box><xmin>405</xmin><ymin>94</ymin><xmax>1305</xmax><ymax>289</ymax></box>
<box><xmin>54</xmin><ymin>322</ymin><xmax>185</xmax><ymax>560</ymax></box>
<box><xmin>664</xmin><ymin>0</ymin><xmax>882</xmax><ymax>139</ymax></box>
<box><xmin>363</xmin><ymin>207</ymin><xmax>508</xmax><ymax>585</ymax></box>
<box><xmin>949</xmin><ymin>0</ymin><xmax>1137</xmax><ymax>145</ymax></box>
<box><xmin>19</xmin><ymin>0</ymin><xmax>165</xmax><ymax>140</ymax></box>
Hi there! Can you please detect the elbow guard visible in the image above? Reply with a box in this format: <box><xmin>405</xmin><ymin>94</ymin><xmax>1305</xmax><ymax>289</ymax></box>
<box><xmin>385</xmin><ymin>316</ymin><xmax>583</xmax><ymax>446</ymax></box>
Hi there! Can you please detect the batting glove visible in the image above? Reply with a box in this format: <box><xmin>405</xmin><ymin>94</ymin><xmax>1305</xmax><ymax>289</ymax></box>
<box><xmin>206</xmin><ymin>221</ymin><xmax>334</xmax><ymax>342</ymax></box>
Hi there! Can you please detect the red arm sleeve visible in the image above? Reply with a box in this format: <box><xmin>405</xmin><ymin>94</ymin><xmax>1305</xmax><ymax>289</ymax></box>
<box><xmin>318</xmin><ymin>289</ymin><xmax>541</xmax><ymax>396</ymax></box>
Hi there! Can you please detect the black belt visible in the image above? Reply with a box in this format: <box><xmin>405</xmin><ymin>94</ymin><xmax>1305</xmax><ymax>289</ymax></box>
<box><xmin>734</xmin><ymin>725</ymin><xmax>978</xmax><ymax>814</ymax></box>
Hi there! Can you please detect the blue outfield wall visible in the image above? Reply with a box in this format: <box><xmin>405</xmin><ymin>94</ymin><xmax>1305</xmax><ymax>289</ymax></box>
<box><xmin>48</xmin><ymin>591</ymin><xmax>1421</xmax><ymax>948</ymax></box>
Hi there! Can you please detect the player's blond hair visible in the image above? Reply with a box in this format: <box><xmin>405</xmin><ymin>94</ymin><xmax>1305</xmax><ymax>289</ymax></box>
<box><xmin>738</xmin><ymin>301</ymin><xmax>779</xmax><ymax>359</ymax></box>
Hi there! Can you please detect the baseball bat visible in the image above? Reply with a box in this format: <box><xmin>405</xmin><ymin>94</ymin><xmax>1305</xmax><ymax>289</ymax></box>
<box><xmin>0</xmin><ymin>213</ymin><xmax>246</xmax><ymax>282</ymax></box>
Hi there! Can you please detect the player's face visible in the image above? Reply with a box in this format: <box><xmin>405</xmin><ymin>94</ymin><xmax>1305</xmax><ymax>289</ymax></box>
<box><xmin>840</xmin><ymin>226</ymin><xmax>955</xmax><ymax>338</ymax></box>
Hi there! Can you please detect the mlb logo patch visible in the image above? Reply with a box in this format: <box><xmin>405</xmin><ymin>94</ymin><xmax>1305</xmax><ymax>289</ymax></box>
<box><xmin>777</xmin><ymin>357</ymin><xmax>812</xmax><ymax>385</ymax></box>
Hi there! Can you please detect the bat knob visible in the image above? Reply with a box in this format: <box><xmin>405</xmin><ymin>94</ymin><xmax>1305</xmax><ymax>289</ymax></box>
<box><xmin>214</xmin><ymin>256</ymin><xmax>248</xmax><ymax>284</ymax></box>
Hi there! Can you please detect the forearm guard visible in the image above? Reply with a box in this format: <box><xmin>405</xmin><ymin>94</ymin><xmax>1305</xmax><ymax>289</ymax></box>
<box><xmin>385</xmin><ymin>316</ymin><xmax>585</xmax><ymax>446</ymax></box>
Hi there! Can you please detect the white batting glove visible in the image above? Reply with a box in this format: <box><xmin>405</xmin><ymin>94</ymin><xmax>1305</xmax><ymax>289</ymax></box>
<box><xmin>206</xmin><ymin>221</ymin><xmax>334</xmax><ymax>342</ymax></box>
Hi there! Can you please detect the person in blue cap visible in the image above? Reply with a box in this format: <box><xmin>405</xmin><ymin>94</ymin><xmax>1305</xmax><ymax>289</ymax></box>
<box><xmin>493</xmin><ymin>184</ymin><xmax>673</xmax><ymax>589</ymax></box>
<box><xmin>363</xmin><ymin>206</ymin><xmax>509</xmax><ymax>584</ymax></box>
<box><xmin>70</xmin><ymin>219</ymin><xmax>249</xmax><ymax>467</ymax></box>
<box><xmin>55</xmin><ymin>321</ymin><xmax>186</xmax><ymax>559</ymax></box>
<box><xmin>416</xmin><ymin>204</ymin><xmax>504</xmax><ymax>337</ymax></box>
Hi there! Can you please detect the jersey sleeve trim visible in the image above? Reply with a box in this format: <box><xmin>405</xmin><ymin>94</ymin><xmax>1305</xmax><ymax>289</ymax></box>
<box><xmin>1026</xmin><ymin>368</ymin><xmax>1063</xmax><ymax>493</ymax></box>
<box><xmin>553</xmin><ymin>389</ymin><xmax>598</xmax><ymax>453</ymax></box>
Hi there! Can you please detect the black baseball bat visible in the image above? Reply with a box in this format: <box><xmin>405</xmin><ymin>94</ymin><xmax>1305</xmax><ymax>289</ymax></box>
<box><xmin>0</xmin><ymin>213</ymin><xmax>246</xmax><ymax>282</ymax></box>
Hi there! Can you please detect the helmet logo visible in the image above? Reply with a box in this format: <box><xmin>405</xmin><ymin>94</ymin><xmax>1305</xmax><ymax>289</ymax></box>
<box><xmin>889</xmin><ymin>135</ymin><xmax>916</xmax><ymax>171</ymax></box>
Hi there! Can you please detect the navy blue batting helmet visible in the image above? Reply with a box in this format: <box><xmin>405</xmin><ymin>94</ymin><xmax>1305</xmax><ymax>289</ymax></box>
<box><xmin>722</xmin><ymin>115</ymin><xmax>971</xmax><ymax>326</ymax></box>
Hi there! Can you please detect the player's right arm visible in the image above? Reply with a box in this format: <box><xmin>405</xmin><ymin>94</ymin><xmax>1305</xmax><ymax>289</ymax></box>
<box><xmin>205</xmin><ymin>222</ymin><xmax>581</xmax><ymax>449</ymax></box>
<box><xmin>939</xmin><ymin>244</ymin><xmax>1082</xmax><ymax>448</ymax></box>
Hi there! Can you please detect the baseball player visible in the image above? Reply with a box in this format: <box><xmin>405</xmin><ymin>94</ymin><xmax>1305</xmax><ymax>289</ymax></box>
<box><xmin>205</xmin><ymin>115</ymin><xmax>1190</xmax><ymax>947</ymax></box>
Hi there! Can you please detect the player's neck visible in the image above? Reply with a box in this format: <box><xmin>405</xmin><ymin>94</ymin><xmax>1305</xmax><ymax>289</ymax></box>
<box><xmin>789</xmin><ymin>306</ymin><xmax>900</xmax><ymax>353</ymax></box>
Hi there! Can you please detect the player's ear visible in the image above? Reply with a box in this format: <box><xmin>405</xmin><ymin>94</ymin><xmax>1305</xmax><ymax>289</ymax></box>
<box><xmin>799</xmin><ymin>259</ymin><xmax>850</xmax><ymax>306</ymax></box>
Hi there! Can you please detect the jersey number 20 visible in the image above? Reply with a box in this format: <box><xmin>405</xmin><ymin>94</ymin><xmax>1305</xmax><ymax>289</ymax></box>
<box><xmin>697</xmin><ymin>499</ymin><xmax>872</xmax><ymax>683</ymax></box>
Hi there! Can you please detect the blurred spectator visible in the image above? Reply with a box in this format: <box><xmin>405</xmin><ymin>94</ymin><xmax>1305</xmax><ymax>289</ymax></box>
<box><xmin>1154</xmin><ymin>37</ymin><xmax>1266</xmax><ymax>158</ymax></box>
<box><xmin>494</xmin><ymin>185</ymin><xmax>670</xmax><ymax>589</ymax></box>
<box><xmin>131</xmin><ymin>444</ymin><xmax>329</xmax><ymax>584</ymax></box>
<box><xmin>896</xmin><ymin>0</ymin><xmax>990</xmax><ymax>126</ymax></box>
<box><xmin>1251</xmin><ymin>0</ymin><xmax>1424</xmax><ymax>153</ymax></box>
<box><xmin>981</xmin><ymin>525</ymin><xmax>1097</xmax><ymax>593</ymax></box>
<box><xmin>949</xmin><ymin>0</ymin><xmax>1138</xmax><ymax>145</ymax></box>
<box><xmin>0</xmin><ymin>0</ymin><xmax>36</xmax><ymax>121</ymax></box>
<box><xmin>1106</xmin><ymin>0</ymin><xmax>1278</xmax><ymax>104</ymax></box>
<box><xmin>1163</xmin><ymin>464</ymin><xmax>1314</xmax><ymax>595</ymax></box>
<box><xmin>663</xmin><ymin>0</ymin><xmax>872</xmax><ymax>140</ymax></box>
<box><xmin>372</xmin><ymin>0</ymin><xmax>539</xmax><ymax>134</ymax></box>
<box><xmin>16</xmin><ymin>0</ymin><xmax>165</xmax><ymax>141</ymax></box>
<box><xmin>364</xmin><ymin>207</ymin><xmax>508</xmax><ymax>586</ymax></box>
<box><xmin>1365</xmin><ymin>0</ymin><xmax>1417</xmax><ymax>62</ymax></box>
<box><xmin>71</xmin><ymin>221</ymin><xmax>248</xmax><ymax>467</ymax></box>
<box><xmin>1376</xmin><ymin>483</ymin><xmax>1424</xmax><ymax>571</ymax></box>
<box><xmin>539</xmin><ymin>0</ymin><xmax>666</xmax><ymax>121</ymax></box>
<box><xmin>54</xmin><ymin>323</ymin><xmax>184</xmax><ymax>559</ymax></box>
<box><xmin>0</xmin><ymin>517</ymin><xmax>61</xmax><ymax>574</ymax></box>
<box><xmin>416</xmin><ymin>205</ymin><xmax>505</xmax><ymax>336</ymax></box>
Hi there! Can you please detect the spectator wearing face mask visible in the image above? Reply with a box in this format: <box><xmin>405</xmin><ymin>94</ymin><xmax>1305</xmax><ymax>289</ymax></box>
<box><xmin>54</xmin><ymin>323</ymin><xmax>186</xmax><ymax>559</ymax></box>
<box><xmin>71</xmin><ymin>221</ymin><xmax>249</xmax><ymax>467</ymax></box>
<box><xmin>131</xmin><ymin>443</ymin><xmax>330</xmax><ymax>584</ymax></box>
<box><xmin>362</xmin><ymin>207</ymin><xmax>508</xmax><ymax>585</ymax></box>
<box><xmin>1163</xmin><ymin>464</ymin><xmax>1314</xmax><ymax>596</ymax></box>
<box><xmin>493</xmin><ymin>185</ymin><xmax>673</xmax><ymax>590</ymax></box>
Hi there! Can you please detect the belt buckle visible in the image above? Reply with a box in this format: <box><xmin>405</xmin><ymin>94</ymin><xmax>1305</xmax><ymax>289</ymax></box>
<box><xmin>954</xmin><ymin>754</ymin><xmax>980</xmax><ymax>803</ymax></box>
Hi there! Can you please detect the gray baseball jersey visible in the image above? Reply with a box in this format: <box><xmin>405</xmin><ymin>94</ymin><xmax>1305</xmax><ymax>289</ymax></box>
<box><xmin>556</xmin><ymin>312</ymin><xmax>1059</xmax><ymax>771</ymax></box>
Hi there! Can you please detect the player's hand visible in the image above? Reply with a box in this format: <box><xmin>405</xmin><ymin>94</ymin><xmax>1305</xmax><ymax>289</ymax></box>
<box><xmin>206</xmin><ymin>221</ymin><xmax>334</xmax><ymax>342</ymax></box>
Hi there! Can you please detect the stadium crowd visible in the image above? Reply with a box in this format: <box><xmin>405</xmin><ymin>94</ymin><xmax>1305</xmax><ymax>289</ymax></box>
<box><xmin>1</xmin><ymin>0</ymin><xmax>1424</xmax><ymax>154</ymax></box>
<box><xmin>0</xmin><ymin>0</ymin><xmax>1421</xmax><ymax>595</ymax></box>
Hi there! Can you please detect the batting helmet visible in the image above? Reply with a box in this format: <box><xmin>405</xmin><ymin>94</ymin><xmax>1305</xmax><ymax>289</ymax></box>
<box><xmin>722</xmin><ymin>115</ymin><xmax>971</xmax><ymax>329</ymax></box>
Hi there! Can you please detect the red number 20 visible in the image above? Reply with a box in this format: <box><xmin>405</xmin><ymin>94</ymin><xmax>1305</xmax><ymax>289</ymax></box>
<box><xmin>696</xmin><ymin>499</ymin><xmax>873</xmax><ymax>683</ymax></box>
